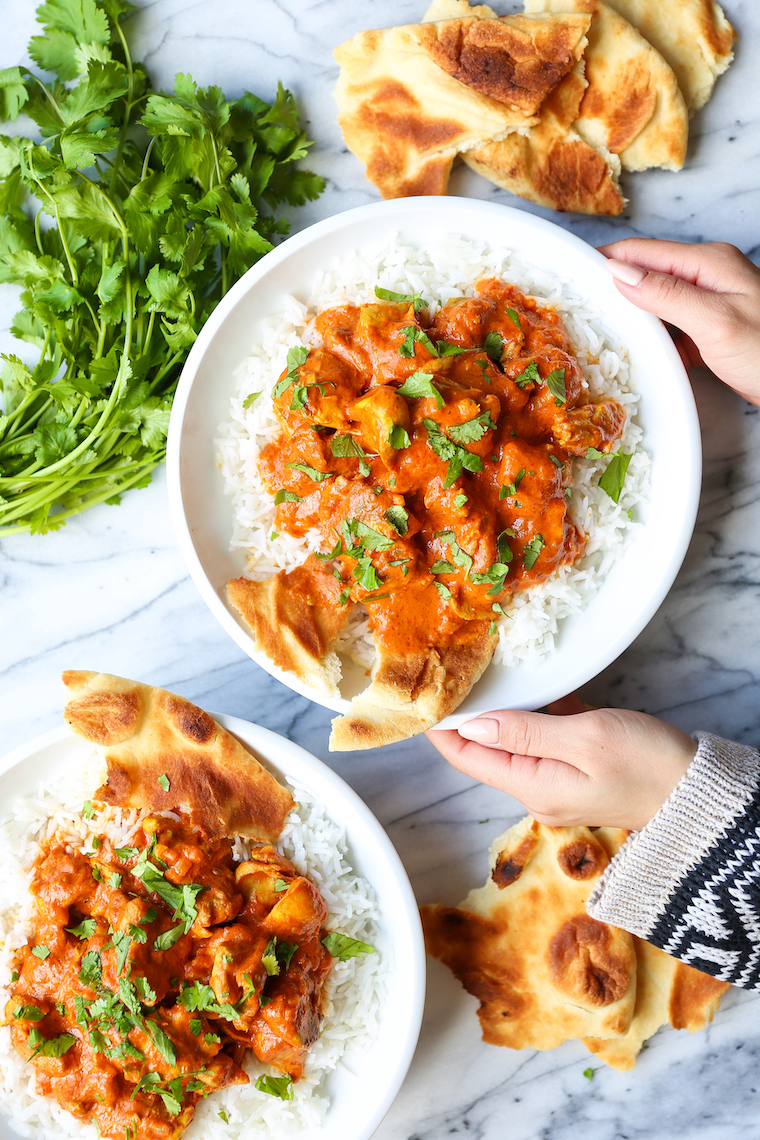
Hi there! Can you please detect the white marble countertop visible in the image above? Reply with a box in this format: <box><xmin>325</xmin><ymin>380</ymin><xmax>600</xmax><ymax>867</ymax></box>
<box><xmin>2</xmin><ymin>1</ymin><xmax>760</xmax><ymax>1137</ymax></box>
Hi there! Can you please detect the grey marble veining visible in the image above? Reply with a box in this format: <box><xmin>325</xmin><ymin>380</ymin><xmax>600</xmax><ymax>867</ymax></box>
<box><xmin>2</xmin><ymin>0</ymin><xmax>760</xmax><ymax>1137</ymax></box>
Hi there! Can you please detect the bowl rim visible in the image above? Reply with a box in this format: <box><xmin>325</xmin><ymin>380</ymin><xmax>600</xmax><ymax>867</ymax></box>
<box><xmin>0</xmin><ymin>715</ymin><xmax>426</xmax><ymax>1140</ymax></box>
<box><xmin>166</xmin><ymin>195</ymin><xmax>702</xmax><ymax>724</ymax></box>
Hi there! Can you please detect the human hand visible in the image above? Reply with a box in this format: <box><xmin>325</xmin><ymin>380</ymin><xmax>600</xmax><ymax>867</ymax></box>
<box><xmin>426</xmin><ymin>703</ymin><xmax>697</xmax><ymax>831</ymax></box>
<box><xmin>598</xmin><ymin>239</ymin><xmax>760</xmax><ymax>407</ymax></box>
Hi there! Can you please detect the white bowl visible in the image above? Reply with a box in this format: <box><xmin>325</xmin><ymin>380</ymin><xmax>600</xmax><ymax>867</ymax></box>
<box><xmin>0</xmin><ymin>717</ymin><xmax>425</xmax><ymax>1140</ymax></box>
<box><xmin>166</xmin><ymin>197</ymin><xmax>701</xmax><ymax>726</ymax></box>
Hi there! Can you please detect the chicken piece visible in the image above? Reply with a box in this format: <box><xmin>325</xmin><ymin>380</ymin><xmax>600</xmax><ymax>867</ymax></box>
<box><xmin>273</xmin><ymin>347</ymin><xmax>361</xmax><ymax>434</ymax></box>
<box><xmin>249</xmin><ymin>938</ymin><xmax>333</xmax><ymax>1079</ymax></box>
<box><xmin>262</xmin><ymin>877</ymin><xmax>328</xmax><ymax>943</ymax></box>
<box><xmin>236</xmin><ymin>847</ymin><xmax>297</xmax><ymax>915</ymax></box>
<box><xmin>350</xmin><ymin>385</ymin><xmax>411</xmax><ymax>465</ymax></box>
<box><xmin>552</xmin><ymin>399</ymin><xmax>626</xmax><ymax>455</ymax></box>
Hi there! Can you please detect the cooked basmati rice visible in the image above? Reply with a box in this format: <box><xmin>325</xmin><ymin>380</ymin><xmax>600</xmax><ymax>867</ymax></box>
<box><xmin>0</xmin><ymin>754</ymin><xmax>383</xmax><ymax>1140</ymax></box>
<box><xmin>217</xmin><ymin>233</ymin><xmax>649</xmax><ymax>673</ymax></box>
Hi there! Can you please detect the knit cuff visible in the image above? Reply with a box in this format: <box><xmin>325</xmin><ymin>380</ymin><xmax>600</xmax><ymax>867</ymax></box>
<box><xmin>587</xmin><ymin>732</ymin><xmax>760</xmax><ymax>940</ymax></box>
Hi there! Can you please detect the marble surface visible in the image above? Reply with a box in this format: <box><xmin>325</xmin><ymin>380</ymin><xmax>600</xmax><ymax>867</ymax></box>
<box><xmin>2</xmin><ymin>1</ymin><xmax>760</xmax><ymax>1138</ymax></box>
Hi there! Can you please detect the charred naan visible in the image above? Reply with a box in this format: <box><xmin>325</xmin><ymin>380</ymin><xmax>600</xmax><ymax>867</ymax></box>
<box><xmin>425</xmin><ymin>0</ymin><xmax>624</xmax><ymax>215</ymax></box>
<box><xmin>63</xmin><ymin>671</ymin><xmax>294</xmax><ymax>840</ymax></box>
<box><xmin>422</xmin><ymin>818</ymin><xmax>638</xmax><ymax>1048</ymax></box>
<box><xmin>334</xmin><ymin>13</ymin><xmax>590</xmax><ymax>198</ymax></box>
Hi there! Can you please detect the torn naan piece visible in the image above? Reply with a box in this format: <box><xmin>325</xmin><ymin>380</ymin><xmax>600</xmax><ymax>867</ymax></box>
<box><xmin>423</xmin><ymin>0</ymin><xmax>624</xmax><ymax>214</ymax></box>
<box><xmin>334</xmin><ymin>13</ymin><xmax>590</xmax><ymax>198</ymax></box>
<box><xmin>603</xmin><ymin>0</ymin><xmax>735</xmax><ymax>113</ymax></box>
<box><xmin>525</xmin><ymin>0</ymin><xmax>689</xmax><ymax>171</ymax></box>
<box><xmin>62</xmin><ymin>670</ymin><xmax>294</xmax><ymax>840</ymax></box>
<box><xmin>228</xmin><ymin>555</ymin><xmax>350</xmax><ymax>699</ymax></box>
<box><xmin>329</xmin><ymin>612</ymin><xmax>497</xmax><ymax>751</ymax></box>
<box><xmin>422</xmin><ymin>818</ymin><xmax>638</xmax><ymax>1048</ymax></box>
<box><xmin>582</xmin><ymin>828</ymin><xmax>729</xmax><ymax>1070</ymax></box>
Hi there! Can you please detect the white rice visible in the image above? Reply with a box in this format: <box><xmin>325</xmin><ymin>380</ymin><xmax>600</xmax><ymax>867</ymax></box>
<box><xmin>217</xmin><ymin>233</ymin><xmax>649</xmax><ymax>672</ymax></box>
<box><xmin>0</xmin><ymin>755</ymin><xmax>383</xmax><ymax>1140</ymax></box>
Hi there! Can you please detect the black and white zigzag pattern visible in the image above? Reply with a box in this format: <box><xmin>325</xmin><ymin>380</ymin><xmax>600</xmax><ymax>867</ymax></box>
<box><xmin>649</xmin><ymin>794</ymin><xmax>760</xmax><ymax>990</ymax></box>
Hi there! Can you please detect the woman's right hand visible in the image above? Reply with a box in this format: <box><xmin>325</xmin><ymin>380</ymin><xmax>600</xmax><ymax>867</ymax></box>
<box><xmin>599</xmin><ymin>239</ymin><xmax>760</xmax><ymax>407</ymax></box>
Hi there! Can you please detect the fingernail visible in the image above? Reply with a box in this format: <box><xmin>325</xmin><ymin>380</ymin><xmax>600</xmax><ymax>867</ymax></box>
<box><xmin>458</xmin><ymin>718</ymin><xmax>500</xmax><ymax>744</ymax></box>
<box><xmin>606</xmin><ymin>258</ymin><xmax>646</xmax><ymax>287</ymax></box>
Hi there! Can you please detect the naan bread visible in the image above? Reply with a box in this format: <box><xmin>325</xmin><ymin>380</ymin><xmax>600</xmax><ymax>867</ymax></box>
<box><xmin>227</xmin><ymin>556</ymin><xmax>349</xmax><ymax>699</ymax></box>
<box><xmin>421</xmin><ymin>818</ymin><xmax>638</xmax><ymax>1048</ymax></box>
<box><xmin>603</xmin><ymin>0</ymin><xmax>735</xmax><ymax>112</ymax></box>
<box><xmin>424</xmin><ymin>0</ymin><xmax>623</xmax><ymax>214</ymax></box>
<box><xmin>62</xmin><ymin>671</ymin><xmax>294</xmax><ymax>840</ymax></box>
<box><xmin>329</xmin><ymin>616</ymin><xmax>497</xmax><ymax>751</ymax></box>
<box><xmin>581</xmin><ymin>828</ymin><xmax>729</xmax><ymax>1070</ymax></box>
<box><xmin>334</xmin><ymin>13</ymin><xmax>590</xmax><ymax>198</ymax></box>
<box><xmin>525</xmin><ymin>0</ymin><xmax>689</xmax><ymax>171</ymax></box>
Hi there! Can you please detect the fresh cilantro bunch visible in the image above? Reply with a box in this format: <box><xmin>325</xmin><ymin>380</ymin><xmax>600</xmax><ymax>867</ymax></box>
<box><xmin>0</xmin><ymin>0</ymin><xmax>323</xmax><ymax>534</ymax></box>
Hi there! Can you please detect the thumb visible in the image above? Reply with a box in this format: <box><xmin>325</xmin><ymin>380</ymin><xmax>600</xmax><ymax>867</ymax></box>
<box><xmin>605</xmin><ymin>257</ymin><xmax>727</xmax><ymax>341</ymax></box>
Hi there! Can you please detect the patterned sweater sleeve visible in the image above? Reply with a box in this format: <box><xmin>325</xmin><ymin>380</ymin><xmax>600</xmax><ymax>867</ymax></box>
<box><xmin>587</xmin><ymin>731</ymin><xmax>760</xmax><ymax>989</ymax></box>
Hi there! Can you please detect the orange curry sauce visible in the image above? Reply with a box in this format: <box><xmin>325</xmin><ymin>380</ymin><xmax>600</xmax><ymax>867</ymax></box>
<box><xmin>6</xmin><ymin>814</ymin><xmax>333</xmax><ymax>1140</ymax></box>
<box><xmin>259</xmin><ymin>279</ymin><xmax>625</xmax><ymax>653</ymax></box>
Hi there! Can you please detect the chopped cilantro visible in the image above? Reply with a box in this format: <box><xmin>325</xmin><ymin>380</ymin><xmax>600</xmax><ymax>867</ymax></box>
<box><xmin>374</xmin><ymin>286</ymin><xmax>428</xmax><ymax>314</ymax></box>
<box><xmin>483</xmin><ymin>331</ymin><xmax>504</xmax><ymax>368</ymax></box>
<box><xmin>398</xmin><ymin>326</ymin><xmax>439</xmax><ymax>359</ymax></box>
<box><xmin>549</xmin><ymin>453</ymin><xmax>563</xmax><ymax>468</ymax></box>
<box><xmin>132</xmin><ymin>850</ymin><xmax>204</xmax><ymax>932</ymax></box>
<box><xmin>29</xmin><ymin>1031</ymin><xmax>76</xmax><ymax>1059</ymax></box>
<box><xmin>454</xmin><ymin>493</ymin><xmax>468</xmax><ymax>508</ymax></box>
<box><xmin>145</xmin><ymin>1019</ymin><xmax>177</xmax><ymax>1066</ymax></box>
<box><xmin>431</xmin><ymin>560</ymin><xmax>456</xmax><ymax>574</ymax></box>
<box><xmin>396</xmin><ymin>371</ymin><xmax>444</xmax><ymax>409</ymax></box>
<box><xmin>598</xmin><ymin>450</ymin><xmax>632</xmax><ymax>503</ymax></box>
<box><xmin>514</xmin><ymin>360</ymin><xmax>540</xmax><ymax>388</ymax></box>
<box><xmin>255</xmin><ymin>1074</ymin><xmax>294</xmax><ymax>1100</ymax></box>
<box><xmin>67</xmin><ymin>918</ymin><xmax>97</xmax><ymax>940</ymax></box>
<box><xmin>274</xmin><ymin>489</ymin><xmax>303</xmax><ymax>505</ymax></box>
<box><xmin>13</xmin><ymin>1004</ymin><xmax>43</xmax><ymax>1021</ymax></box>
<box><xmin>286</xmin><ymin>460</ymin><xmax>331</xmax><ymax>482</ymax></box>
<box><xmin>273</xmin><ymin>345</ymin><xmax>309</xmax><ymax>399</ymax></box>
<box><xmin>387</xmin><ymin>423</ymin><xmax>411</xmax><ymax>450</ymax></box>
<box><xmin>108</xmin><ymin>872</ymin><xmax>123</xmax><ymax>889</ymax></box>
<box><xmin>31</xmin><ymin>945</ymin><xmax>50</xmax><ymax>960</ymax></box>
<box><xmin>423</xmin><ymin>418</ymin><xmax>483</xmax><ymax>488</ymax></box>
<box><xmin>274</xmin><ymin>878</ymin><xmax>289</xmax><ymax>892</ymax></box>
<box><xmin>262</xmin><ymin>938</ymin><xmax>280</xmax><ymax>977</ymax></box>
<box><xmin>489</xmin><ymin>621</ymin><xmax>498</xmax><ymax>635</ymax></box>
<box><xmin>153</xmin><ymin>924</ymin><xmax>185</xmax><ymax>951</ymax></box>
<box><xmin>447</xmin><ymin>411</ymin><xmax>497</xmax><ymax>445</ymax></box>
<box><xmin>496</xmin><ymin>530</ymin><xmax>513</xmax><ymax>564</ymax></box>
<box><xmin>384</xmin><ymin>505</ymin><xmax>409</xmax><ymax>536</ymax></box>
<box><xmin>115</xmin><ymin>846</ymin><xmax>138</xmax><ymax>860</ymax></box>
<box><xmin>471</xmin><ymin>562</ymin><xmax>510</xmax><ymax>596</ymax></box>
<box><xmin>434</xmin><ymin>581</ymin><xmax>452</xmax><ymax>601</ymax></box>
<box><xmin>585</xmin><ymin>446</ymin><xmax>606</xmax><ymax>460</ymax></box>
<box><xmin>219</xmin><ymin>1110</ymin><xmax>230</xmax><ymax>1123</ymax></box>
<box><xmin>242</xmin><ymin>390</ymin><xmax>262</xmax><ymax>410</ymax></box>
<box><xmin>322</xmin><ymin>932</ymin><xmax>375</xmax><ymax>960</ymax></box>
<box><xmin>583</xmin><ymin>1067</ymin><xmax>596</xmax><ymax>1080</ymax></box>
<box><xmin>523</xmin><ymin>533</ymin><xmax>545</xmax><ymax>570</ymax></box>
<box><xmin>545</xmin><ymin>367</ymin><xmax>566</xmax><ymax>403</ymax></box>
<box><xmin>190</xmin><ymin>1019</ymin><xmax>202</xmax><ymax>1036</ymax></box>
<box><xmin>505</xmin><ymin>307</ymin><xmax>522</xmax><ymax>330</ymax></box>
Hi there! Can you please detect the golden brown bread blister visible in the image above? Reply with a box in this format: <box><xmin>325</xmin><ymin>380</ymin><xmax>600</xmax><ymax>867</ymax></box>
<box><xmin>328</xmin><ymin>618</ymin><xmax>497</xmax><ymax>751</ymax></box>
<box><xmin>602</xmin><ymin>0</ymin><xmax>735</xmax><ymax>113</ymax></box>
<box><xmin>227</xmin><ymin>555</ymin><xmax>350</xmax><ymax>699</ymax></box>
<box><xmin>581</xmin><ymin>827</ymin><xmax>729</xmax><ymax>1070</ymax></box>
<box><xmin>424</xmin><ymin>0</ymin><xmax>624</xmax><ymax>214</ymax></box>
<box><xmin>525</xmin><ymin>0</ymin><xmax>689</xmax><ymax>171</ymax></box>
<box><xmin>62</xmin><ymin>671</ymin><xmax>294</xmax><ymax>840</ymax></box>
<box><xmin>421</xmin><ymin>818</ymin><xmax>638</xmax><ymax>1048</ymax></box>
<box><xmin>333</xmin><ymin>13</ymin><xmax>590</xmax><ymax>199</ymax></box>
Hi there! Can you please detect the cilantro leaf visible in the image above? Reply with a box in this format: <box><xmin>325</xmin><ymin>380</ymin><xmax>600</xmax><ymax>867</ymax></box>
<box><xmin>398</xmin><ymin>326</ymin><xmax>439</xmax><ymax>359</ymax></box>
<box><xmin>274</xmin><ymin>489</ymin><xmax>303</xmax><ymax>505</ymax></box>
<box><xmin>286</xmin><ymin>460</ymin><xmax>331</xmax><ymax>482</ymax></box>
<box><xmin>144</xmin><ymin>1019</ymin><xmax>177</xmax><ymax>1066</ymax></box>
<box><xmin>585</xmin><ymin>446</ymin><xmax>606</xmax><ymax>460</ymax></box>
<box><xmin>505</xmin><ymin>308</ymin><xmax>522</xmax><ymax>330</ymax></box>
<box><xmin>545</xmin><ymin>367</ymin><xmax>566</xmax><ymax>403</ymax></box>
<box><xmin>598</xmin><ymin>451</ymin><xmax>632</xmax><ymax>503</ymax></box>
<box><xmin>374</xmin><ymin>286</ymin><xmax>428</xmax><ymax>314</ymax></box>
<box><xmin>157</xmin><ymin>774</ymin><xmax>170</xmax><ymax>792</ymax></box>
<box><xmin>483</xmin><ymin>331</ymin><xmax>504</xmax><ymax>368</ymax></box>
<box><xmin>322</xmin><ymin>932</ymin><xmax>375</xmax><ymax>960</ymax></box>
<box><xmin>67</xmin><ymin>918</ymin><xmax>97</xmax><ymax>940</ymax></box>
<box><xmin>384</xmin><ymin>505</ymin><xmax>408</xmax><ymax>536</ymax></box>
<box><xmin>514</xmin><ymin>360</ymin><xmax>540</xmax><ymax>388</ymax></box>
<box><xmin>13</xmin><ymin>1003</ymin><xmax>44</xmax><ymax>1021</ymax></box>
<box><xmin>29</xmin><ymin>1031</ymin><xmax>77</xmax><ymax>1059</ymax></box>
<box><xmin>523</xmin><ymin>533</ymin><xmax>545</xmax><ymax>570</ymax></box>
<box><xmin>256</xmin><ymin>1074</ymin><xmax>294</xmax><ymax>1100</ymax></box>
<box><xmin>31</xmin><ymin>945</ymin><xmax>50</xmax><ymax>960</ymax></box>
<box><xmin>387</xmin><ymin>424</ymin><xmax>411</xmax><ymax>450</ymax></box>
<box><xmin>153</xmin><ymin>924</ymin><xmax>185</xmax><ymax>951</ymax></box>
<box><xmin>447</xmin><ymin>411</ymin><xmax>497</xmax><ymax>444</ymax></box>
<box><xmin>396</xmin><ymin>371</ymin><xmax>444</xmax><ymax>409</ymax></box>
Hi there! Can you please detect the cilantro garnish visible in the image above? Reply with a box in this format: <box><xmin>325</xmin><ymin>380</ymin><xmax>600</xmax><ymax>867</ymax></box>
<box><xmin>505</xmin><ymin>308</ymin><xmax>522</xmax><ymax>330</ymax></box>
<box><xmin>585</xmin><ymin>446</ymin><xmax>606</xmax><ymax>459</ymax></box>
<box><xmin>286</xmin><ymin>460</ymin><xmax>331</xmax><ymax>483</ymax></box>
<box><xmin>330</xmin><ymin>433</ymin><xmax>371</xmax><ymax>475</ymax></box>
<box><xmin>108</xmin><ymin>872</ymin><xmax>123</xmax><ymax>889</ymax></box>
<box><xmin>190</xmin><ymin>1019</ymin><xmax>202</xmax><ymax>1037</ymax></box>
<box><xmin>242</xmin><ymin>390</ymin><xmax>262</xmax><ymax>410</ymax></box>
<box><xmin>274</xmin><ymin>488</ymin><xmax>303</xmax><ymax>505</ymax></box>
<box><xmin>157</xmin><ymin>774</ymin><xmax>170</xmax><ymax>792</ymax></box>
<box><xmin>523</xmin><ymin>533</ymin><xmax>545</xmax><ymax>570</ymax></box>
<box><xmin>545</xmin><ymin>367</ymin><xmax>566</xmax><ymax>404</ymax></box>
<box><xmin>434</xmin><ymin>581</ymin><xmax>452</xmax><ymax>601</ymax></box>
<box><xmin>514</xmin><ymin>360</ymin><xmax>540</xmax><ymax>388</ymax></box>
<box><xmin>499</xmin><ymin>468</ymin><xmax>526</xmax><ymax>500</ymax></box>
<box><xmin>145</xmin><ymin>1019</ymin><xmax>177</xmax><ymax>1066</ymax></box>
<box><xmin>396</xmin><ymin>371</ymin><xmax>444</xmax><ymax>409</ymax></box>
<box><xmin>115</xmin><ymin>846</ymin><xmax>138</xmax><ymax>860</ymax></box>
<box><xmin>489</xmin><ymin>620</ymin><xmax>498</xmax><ymax>635</ymax></box>
<box><xmin>13</xmin><ymin>1004</ymin><xmax>43</xmax><ymax>1021</ymax></box>
<box><xmin>274</xmin><ymin>878</ymin><xmax>289</xmax><ymax>892</ymax></box>
<box><xmin>322</xmin><ymin>932</ymin><xmax>375</xmax><ymax>960</ymax></box>
<box><xmin>256</xmin><ymin>1074</ymin><xmax>294</xmax><ymax>1100</ymax></box>
<box><xmin>31</xmin><ymin>945</ymin><xmax>50</xmax><ymax>960</ymax></box>
<box><xmin>83</xmin><ymin>801</ymin><xmax>95</xmax><ymax>820</ymax></box>
<box><xmin>387</xmin><ymin>423</ymin><xmax>411</xmax><ymax>450</ymax></box>
<box><xmin>153</xmin><ymin>924</ymin><xmax>185</xmax><ymax>951</ymax></box>
<box><xmin>496</xmin><ymin>530</ymin><xmax>513</xmax><ymax>564</ymax></box>
<box><xmin>454</xmin><ymin>493</ymin><xmax>468</xmax><ymax>507</ymax></box>
<box><xmin>0</xmin><ymin>7</ymin><xmax>323</xmax><ymax>536</ymax></box>
<box><xmin>483</xmin><ymin>331</ymin><xmax>504</xmax><ymax>369</ymax></box>
<box><xmin>132</xmin><ymin>848</ymin><xmax>204</xmax><ymax>933</ymax></box>
<box><xmin>431</xmin><ymin>560</ymin><xmax>456</xmax><ymax>574</ymax></box>
<box><xmin>374</xmin><ymin>286</ymin><xmax>428</xmax><ymax>314</ymax></box>
<box><xmin>67</xmin><ymin>918</ymin><xmax>97</xmax><ymax>940</ymax></box>
<box><xmin>28</xmin><ymin>1030</ymin><xmax>76</xmax><ymax>1060</ymax></box>
<box><xmin>598</xmin><ymin>451</ymin><xmax>632</xmax><ymax>503</ymax></box>
<box><xmin>549</xmin><ymin>454</ymin><xmax>563</xmax><ymax>468</ymax></box>
<box><xmin>398</xmin><ymin>326</ymin><xmax>439</xmax><ymax>359</ymax></box>
<box><xmin>471</xmin><ymin>562</ymin><xmax>510</xmax><ymax>596</ymax></box>
<box><xmin>384</xmin><ymin>505</ymin><xmax>409</xmax><ymax>536</ymax></box>
<box><xmin>423</xmin><ymin>419</ymin><xmax>483</xmax><ymax>488</ymax></box>
<box><xmin>437</xmin><ymin>531</ymin><xmax>474</xmax><ymax>577</ymax></box>
<box><xmin>447</xmin><ymin>411</ymin><xmax>497</xmax><ymax>445</ymax></box>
